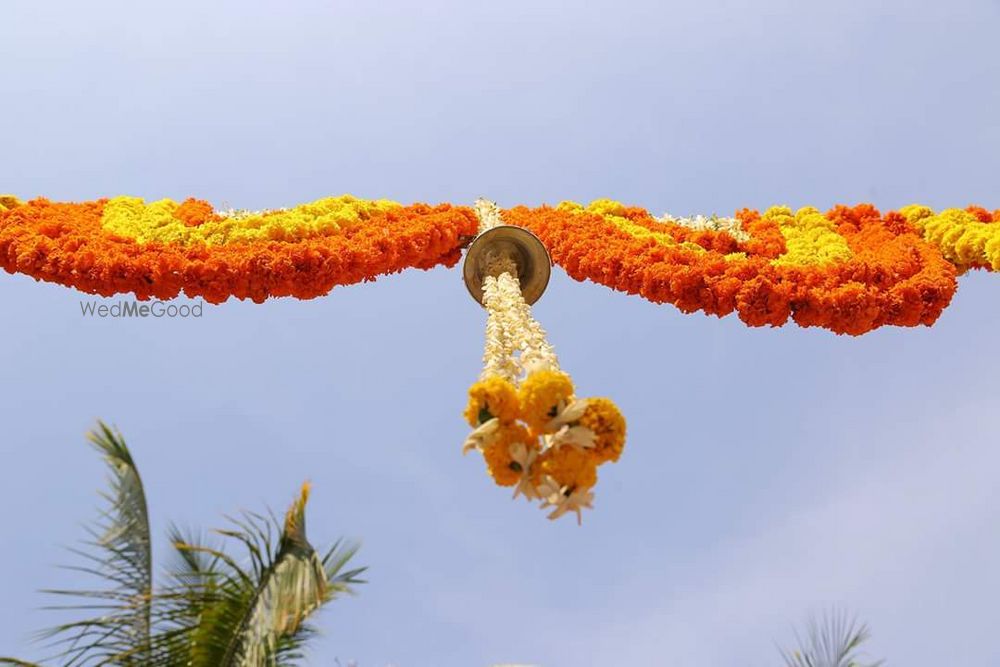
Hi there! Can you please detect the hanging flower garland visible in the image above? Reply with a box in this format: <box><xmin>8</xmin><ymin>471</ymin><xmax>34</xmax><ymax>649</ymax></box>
<box><xmin>1</xmin><ymin>193</ymin><xmax>996</xmax><ymax>334</ymax></box>
<box><xmin>461</xmin><ymin>199</ymin><xmax>626</xmax><ymax>524</ymax></box>
<box><xmin>0</xmin><ymin>195</ymin><xmax>477</xmax><ymax>303</ymax></box>
<box><xmin>507</xmin><ymin>200</ymin><xmax>974</xmax><ymax>335</ymax></box>
<box><xmin>3</xmin><ymin>191</ymin><xmax>997</xmax><ymax>520</ymax></box>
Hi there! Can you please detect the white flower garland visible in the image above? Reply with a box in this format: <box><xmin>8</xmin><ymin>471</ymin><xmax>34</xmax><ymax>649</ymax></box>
<box><xmin>475</xmin><ymin>198</ymin><xmax>559</xmax><ymax>382</ymax></box>
<box><xmin>658</xmin><ymin>212</ymin><xmax>750</xmax><ymax>243</ymax></box>
<box><xmin>480</xmin><ymin>275</ymin><xmax>521</xmax><ymax>382</ymax></box>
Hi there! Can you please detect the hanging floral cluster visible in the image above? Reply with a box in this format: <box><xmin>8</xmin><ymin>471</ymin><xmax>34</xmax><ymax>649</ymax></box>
<box><xmin>0</xmin><ymin>195</ymin><xmax>477</xmax><ymax>303</ymax></box>
<box><xmin>461</xmin><ymin>200</ymin><xmax>626</xmax><ymax>524</ymax></box>
<box><xmin>506</xmin><ymin>200</ymin><xmax>986</xmax><ymax>335</ymax></box>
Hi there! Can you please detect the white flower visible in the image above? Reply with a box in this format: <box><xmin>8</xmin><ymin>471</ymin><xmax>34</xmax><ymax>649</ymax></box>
<box><xmin>547</xmin><ymin>424</ymin><xmax>596</xmax><ymax>452</ymax></box>
<box><xmin>509</xmin><ymin>441</ymin><xmax>539</xmax><ymax>500</ymax></box>
<box><xmin>474</xmin><ymin>198</ymin><xmax>505</xmax><ymax>232</ymax></box>
<box><xmin>542</xmin><ymin>399</ymin><xmax>595</xmax><ymax>452</ymax></box>
<box><xmin>462</xmin><ymin>418</ymin><xmax>500</xmax><ymax>455</ymax></box>
<box><xmin>537</xmin><ymin>475</ymin><xmax>594</xmax><ymax>525</ymax></box>
<box><xmin>545</xmin><ymin>398</ymin><xmax>589</xmax><ymax>431</ymax></box>
<box><xmin>493</xmin><ymin>271</ymin><xmax>559</xmax><ymax>376</ymax></box>
<box><xmin>658</xmin><ymin>212</ymin><xmax>750</xmax><ymax>243</ymax></box>
<box><xmin>215</xmin><ymin>207</ymin><xmax>279</xmax><ymax>219</ymax></box>
<box><xmin>481</xmin><ymin>273</ymin><xmax>525</xmax><ymax>382</ymax></box>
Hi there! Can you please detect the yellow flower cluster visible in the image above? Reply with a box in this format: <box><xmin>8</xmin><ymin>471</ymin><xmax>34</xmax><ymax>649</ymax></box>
<box><xmin>539</xmin><ymin>446</ymin><xmax>597</xmax><ymax>491</ymax></box>
<box><xmin>517</xmin><ymin>369</ymin><xmax>575</xmax><ymax>432</ymax></box>
<box><xmin>463</xmin><ymin>369</ymin><xmax>626</xmax><ymax>524</ymax></box>
<box><xmin>766</xmin><ymin>205</ymin><xmax>853</xmax><ymax>267</ymax></box>
<box><xmin>464</xmin><ymin>376</ymin><xmax>520</xmax><ymax>427</ymax></box>
<box><xmin>901</xmin><ymin>205</ymin><xmax>1000</xmax><ymax>273</ymax></box>
<box><xmin>481</xmin><ymin>422</ymin><xmax>534</xmax><ymax>487</ymax></box>
<box><xmin>101</xmin><ymin>194</ymin><xmax>401</xmax><ymax>245</ymax></box>
<box><xmin>578</xmin><ymin>397</ymin><xmax>627</xmax><ymax>465</ymax></box>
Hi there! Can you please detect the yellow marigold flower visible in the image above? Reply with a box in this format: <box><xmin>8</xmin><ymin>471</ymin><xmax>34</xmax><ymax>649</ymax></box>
<box><xmin>0</xmin><ymin>195</ymin><xmax>22</xmax><ymax>211</ymax></box>
<box><xmin>586</xmin><ymin>198</ymin><xmax>627</xmax><ymax>217</ymax></box>
<box><xmin>555</xmin><ymin>200</ymin><xmax>584</xmax><ymax>213</ymax></box>
<box><xmin>769</xmin><ymin>206</ymin><xmax>852</xmax><ymax>267</ymax></box>
<box><xmin>899</xmin><ymin>204</ymin><xmax>934</xmax><ymax>227</ymax></box>
<box><xmin>483</xmin><ymin>423</ymin><xmax>538</xmax><ymax>487</ymax></box>
<box><xmin>579</xmin><ymin>397</ymin><xmax>627</xmax><ymax>464</ymax></box>
<box><xmin>464</xmin><ymin>376</ymin><xmax>519</xmax><ymax>427</ymax></box>
<box><xmin>518</xmin><ymin>369</ymin><xmax>575</xmax><ymax>433</ymax></box>
<box><xmin>537</xmin><ymin>446</ymin><xmax>597</xmax><ymax>491</ymax></box>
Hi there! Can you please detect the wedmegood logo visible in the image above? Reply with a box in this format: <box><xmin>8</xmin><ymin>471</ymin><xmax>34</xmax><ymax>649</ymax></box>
<box><xmin>79</xmin><ymin>299</ymin><xmax>204</xmax><ymax>318</ymax></box>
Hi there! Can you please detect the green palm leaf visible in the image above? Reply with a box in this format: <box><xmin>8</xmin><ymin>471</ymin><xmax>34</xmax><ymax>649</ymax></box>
<box><xmin>176</xmin><ymin>484</ymin><xmax>365</xmax><ymax>667</ymax></box>
<box><xmin>33</xmin><ymin>422</ymin><xmax>154</xmax><ymax>666</ymax></box>
<box><xmin>2</xmin><ymin>422</ymin><xmax>365</xmax><ymax>667</ymax></box>
<box><xmin>779</xmin><ymin>611</ymin><xmax>884</xmax><ymax>667</ymax></box>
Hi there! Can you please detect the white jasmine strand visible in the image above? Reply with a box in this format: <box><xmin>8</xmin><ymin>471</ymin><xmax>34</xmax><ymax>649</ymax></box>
<box><xmin>658</xmin><ymin>212</ymin><xmax>749</xmax><ymax>243</ymax></box>
<box><xmin>480</xmin><ymin>275</ymin><xmax>520</xmax><ymax>382</ymax></box>
<box><xmin>496</xmin><ymin>271</ymin><xmax>559</xmax><ymax>374</ymax></box>
<box><xmin>473</xmin><ymin>197</ymin><xmax>560</xmax><ymax>379</ymax></box>
<box><xmin>474</xmin><ymin>197</ymin><xmax>505</xmax><ymax>233</ymax></box>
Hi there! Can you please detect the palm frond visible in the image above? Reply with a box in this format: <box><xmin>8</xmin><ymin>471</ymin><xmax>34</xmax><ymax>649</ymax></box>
<box><xmin>34</xmin><ymin>422</ymin><xmax>154</xmax><ymax>666</ymax></box>
<box><xmin>176</xmin><ymin>483</ymin><xmax>365</xmax><ymax>667</ymax></box>
<box><xmin>4</xmin><ymin>424</ymin><xmax>365</xmax><ymax>667</ymax></box>
<box><xmin>779</xmin><ymin>610</ymin><xmax>884</xmax><ymax>667</ymax></box>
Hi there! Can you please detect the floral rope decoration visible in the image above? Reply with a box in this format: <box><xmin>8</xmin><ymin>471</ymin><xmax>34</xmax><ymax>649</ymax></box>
<box><xmin>462</xmin><ymin>199</ymin><xmax>626</xmax><ymax>524</ymax></box>
<box><xmin>0</xmin><ymin>194</ymin><xmax>477</xmax><ymax>303</ymax></box>
<box><xmin>1</xmin><ymin>193</ymin><xmax>996</xmax><ymax>333</ymax></box>
<box><xmin>506</xmin><ymin>200</ymin><xmax>991</xmax><ymax>335</ymax></box>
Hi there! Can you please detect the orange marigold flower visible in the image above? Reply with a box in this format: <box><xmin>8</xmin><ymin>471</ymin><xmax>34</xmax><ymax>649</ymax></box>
<box><xmin>173</xmin><ymin>198</ymin><xmax>218</xmax><ymax>227</ymax></box>
<box><xmin>482</xmin><ymin>423</ymin><xmax>538</xmax><ymax>487</ymax></box>
<box><xmin>537</xmin><ymin>446</ymin><xmax>598</xmax><ymax>491</ymax></box>
<box><xmin>464</xmin><ymin>376</ymin><xmax>519</xmax><ymax>427</ymax></box>
<box><xmin>579</xmin><ymin>397</ymin><xmax>626</xmax><ymax>465</ymax></box>
<box><xmin>517</xmin><ymin>369</ymin><xmax>575</xmax><ymax>433</ymax></box>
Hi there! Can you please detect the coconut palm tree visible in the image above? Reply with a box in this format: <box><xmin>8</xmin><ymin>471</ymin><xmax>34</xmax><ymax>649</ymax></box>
<box><xmin>0</xmin><ymin>421</ymin><xmax>365</xmax><ymax>667</ymax></box>
<box><xmin>779</xmin><ymin>611</ymin><xmax>884</xmax><ymax>667</ymax></box>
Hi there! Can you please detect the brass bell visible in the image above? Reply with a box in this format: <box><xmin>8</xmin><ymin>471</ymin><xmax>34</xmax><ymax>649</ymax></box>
<box><xmin>462</xmin><ymin>225</ymin><xmax>552</xmax><ymax>306</ymax></box>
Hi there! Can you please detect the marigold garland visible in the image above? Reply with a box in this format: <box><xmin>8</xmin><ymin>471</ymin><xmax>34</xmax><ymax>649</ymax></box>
<box><xmin>2</xmin><ymin>194</ymin><xmax>995</xmax><ymax>333</ymax></box>
<box><xmin>461</xmin><ymin>199</ymin><xmax>627</xmax><ymax>524</ymax></box>
<box><xmin>0</xmin><ymin>195</ymin><xmax>477</xmax><ymax>303</ymax></box>
<box><xmin>506</xmin><ymin>200</ymin><xmax>983</xmax><ymax>335</ymax></box>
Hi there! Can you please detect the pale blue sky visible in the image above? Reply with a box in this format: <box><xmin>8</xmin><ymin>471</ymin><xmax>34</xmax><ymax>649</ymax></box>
<box><xmin>2</xmin><ymin>1</ymin><xmax>999</xmax><ymax>665</ymax></box>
